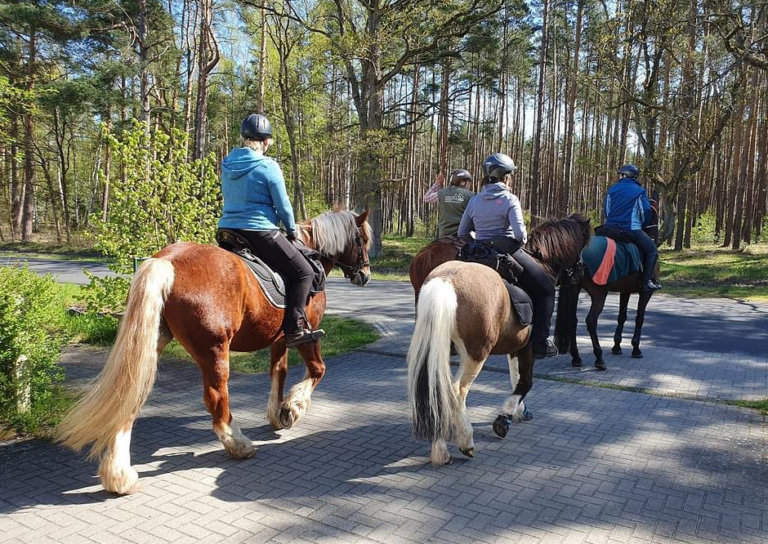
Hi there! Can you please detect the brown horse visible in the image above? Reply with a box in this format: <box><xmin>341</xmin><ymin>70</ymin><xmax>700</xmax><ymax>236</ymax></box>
<box><xmin>555</xmin><ymin>200</ymin><xmax>661</xmax><ymax>370</ymax></box>
<box><xmin>407</xmin><ymin>216</ymin><xmax>591</xmax><ymax>466</ymax></box>
<box><xmin>57</xmin><ymin>210</ymin><xmax>371</xmax><ymax>494</ymax></box>
<box><xmin>408</xmin><ymin>239</ymin><xmax>460</xmax><ymax>307</ymax></box>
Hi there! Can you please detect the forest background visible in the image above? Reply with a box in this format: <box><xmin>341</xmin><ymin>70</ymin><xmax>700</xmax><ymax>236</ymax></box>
<box><xmin>1</xmin><ymin>0</ymin><xmax>767</xmax><ymax>258</ymax></box>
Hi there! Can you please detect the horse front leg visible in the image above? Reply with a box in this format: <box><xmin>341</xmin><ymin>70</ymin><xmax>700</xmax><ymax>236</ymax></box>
<box><xmin>279</xmin><ymin>341</ymin><xmax>326</xmax><ymax>429</ymax></box>
<box><xmin>585</xmin><ymin>292</ymin><xmax>607</xmax><ymax>370</ymax></box>
<box><xmin>494</xmin><ymin>346</ymin><xmax>534</xmax><ymax>438</ymax></box>
<box><xmin>268</xmin><ymin>340</ymin><xmax>288</xmax><ymax>430</ymax></box>
<box><xmin>612</xmin><ymin>292</ymin><xmax>631</xmax><ymax>355</ymax></box>
<box><xmin>631</xmin><ymin>291</ymin><xmax>653</xmax><ymax>358</ymax></box>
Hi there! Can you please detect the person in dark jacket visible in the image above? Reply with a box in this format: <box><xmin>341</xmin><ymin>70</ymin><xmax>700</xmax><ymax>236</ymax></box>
<box><xmin>458</xmin><ymin>153</ymin><xmax>557</xmax><ymax>359</ymax></box>
<box><xmin>604</xmin><ymin>165</ymin><xmax>662</xmax><ymax>292</ymax></box>
<box><xmin>218</xmin><ymin>114</ymin><xmax>324</xmax><ymax>347</ymax></box>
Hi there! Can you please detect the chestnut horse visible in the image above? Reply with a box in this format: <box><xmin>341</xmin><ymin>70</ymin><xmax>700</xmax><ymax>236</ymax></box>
<box><xmin>57</xmin><ymin>210</ymin><xmax>371</xmax><ymax>494</ymax></box>
<box><xmin>407</xmin><ymin>216</ymin><xmax>591</xmax><ymax>466</ymax></box>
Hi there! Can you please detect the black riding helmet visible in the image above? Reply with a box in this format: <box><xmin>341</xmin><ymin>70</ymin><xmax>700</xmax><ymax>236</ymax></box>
<box><xmin>449</xmin><ymin>169</ymin><xmax>473</xmax><ymax>185</ymax></box>
<box><xmin>617</xmin><ymin>164</ymin><xmax>639</xmax><ymax>179</ymax></box>
<box><xmin>483</xmin><ymin>153</ymin><xmax>517</xmax><ymax>181</ymax></box>
<box><xmin>241</xmin><ymin>114</ymin><xmax>272</xmax><ymax>141</ymax></box>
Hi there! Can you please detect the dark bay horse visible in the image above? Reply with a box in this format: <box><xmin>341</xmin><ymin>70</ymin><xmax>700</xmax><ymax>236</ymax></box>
<box><xmin>408</xmin><ymin>239</ymin><xmax>461</xmax><ymax>307</ymax></box>
<box><xmin>407</xmin><ymin>216</ymin><xmax>591</xmax><ymax>466</ymax></box>
<box><xmin>555</xmin><ymin>201</ymin><xmax>661</xmax><ymax>370</ymax></box>
<box><xmin>57</xmin><ymin>210</ymin><xmax>371</xmax><ymax>494</ymax></box>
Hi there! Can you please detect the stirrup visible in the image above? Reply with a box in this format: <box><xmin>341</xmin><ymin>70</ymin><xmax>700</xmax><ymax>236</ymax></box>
<box><xmin>285</xmin><ymin>328</ymin><xmax>326</xmax><ymax>348</ymax></box>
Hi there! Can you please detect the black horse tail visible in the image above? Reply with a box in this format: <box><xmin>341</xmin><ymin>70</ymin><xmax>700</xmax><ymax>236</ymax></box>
<box><xmin>554</xmin><ymin>282</ymin><xmax>580</xmax><ymax>354</ymax></box>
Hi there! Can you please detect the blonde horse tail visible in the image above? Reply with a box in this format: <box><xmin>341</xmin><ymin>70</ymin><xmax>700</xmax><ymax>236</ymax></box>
<box><xmin>407</xmin><ymin>277</ymin><xmax>459</xmax><ymax>443</ymax></box>
<box><xmin>57</xmin><ymin>258</ymin><xmax>175</xmax><ymax>460</ymax></box>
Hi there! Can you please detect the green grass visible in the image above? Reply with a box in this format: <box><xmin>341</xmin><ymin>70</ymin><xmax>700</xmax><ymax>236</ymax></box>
<box><xmin>162</xmin><ymin>315</ymin><xmax>380</xmax><ymax>374</ymax></box>
<box><xmin>659</xmin><ymin>244</ymin><xmax>768</xmax><ymax>301</ymax></box>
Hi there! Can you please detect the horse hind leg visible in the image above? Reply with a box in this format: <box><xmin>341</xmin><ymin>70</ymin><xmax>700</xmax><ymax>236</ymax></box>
<box><xmin>98</xmin><ymin>326</ymin><xmax>174</xmax><ymax>494</ymax></box>
<box><xmin>193</xmin><ymin>342</ymin><xmax>254</xmax><ymax>459</ymax></box>
<box><xmin>612</xmin><ymin>292</ymin><xmax>630</xmax><ymax>355</ymax></box>
<box><xmin>451</xmin><ymin>340</ymin><xmax>484</xmax><ymax>458</ymax></box>
<box><xmin>279</xmin><ymin>341</ymin><xmax>326</xmax><ymax>429</ymax></box>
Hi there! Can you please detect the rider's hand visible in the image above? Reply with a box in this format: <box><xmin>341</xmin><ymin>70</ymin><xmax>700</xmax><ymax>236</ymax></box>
<box><xmin>436</xmin><ymin>173</ymin><xmax>445</xmax><ymax>187</ymax></box>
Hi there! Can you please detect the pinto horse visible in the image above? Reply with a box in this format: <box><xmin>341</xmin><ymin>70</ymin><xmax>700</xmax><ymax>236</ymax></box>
<box><xmin>57</xmin><ymin>210</ymin><xmax>371</xmax><ymax>494</ymax></box>
<box><xmin>407</xmin><ymin>216</ymin><xmax>591</xmax><ymax>466</ymax></box>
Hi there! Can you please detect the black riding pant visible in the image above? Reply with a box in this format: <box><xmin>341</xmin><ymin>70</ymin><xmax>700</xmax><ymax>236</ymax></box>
<box><xmin>479</xmin><ymin>237</ymin><xmax>555</xmax><ymax>349</ymax></box>
<box><xmin>512</xmin><ymin>248</ymin><xmax>555</xmax><ymax>349</ymax></box>
<box><xmin>624</xmin><ymin>230</ymin><xmax>658</xmax><ymax>284</ymax></box>
<box><xmin>233</xmin><ymin>229</ymin><xmax>314</xmax><ymax>334</ymax></box>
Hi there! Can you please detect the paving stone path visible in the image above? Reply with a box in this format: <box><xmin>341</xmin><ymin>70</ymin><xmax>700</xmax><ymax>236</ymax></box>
<box><xmin>1</xmin><ymin>276</ymin><xmax>767</xmax><ymax>543</ymax></box>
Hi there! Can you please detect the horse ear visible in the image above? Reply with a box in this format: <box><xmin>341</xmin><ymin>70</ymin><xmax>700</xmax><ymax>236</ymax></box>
<box><xmin>356</xmin><ymin>208</ymin><xmax>370</xmax><ymax>225</ymax></box>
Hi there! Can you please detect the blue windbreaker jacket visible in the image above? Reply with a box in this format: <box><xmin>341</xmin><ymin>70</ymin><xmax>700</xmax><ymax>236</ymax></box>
<box><xmin>217</xmin><ymin>147</ymin><xmax>296</xmax><ymax>233</ymax></box>
<box><xmin>604</xmin><ymin>178</ymin><xmax>651</xmax><ymax>231</ymax></box>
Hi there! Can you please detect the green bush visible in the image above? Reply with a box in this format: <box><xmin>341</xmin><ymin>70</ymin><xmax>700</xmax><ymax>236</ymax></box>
<box><xmin>0</xmin><ymin>266</ymin><xmax>69</xmax><ymax>429</ymax></box>
<box><xmin>80</xmin><ymin>272</ymin><xmax>130</xmax><ymax>315</ymax></box>
<box><xmin>691</xmin><ymin>209</ymin><xmax>718</xmax><ymax>245</ymax></box>
<box><xmin>93</xmin><ymin>122</ymin><xmax>221</xmax><ymax>274</ymax></box>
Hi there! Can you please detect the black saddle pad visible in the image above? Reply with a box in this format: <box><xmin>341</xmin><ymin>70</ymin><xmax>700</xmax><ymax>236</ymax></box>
<box><xmin>503</xmin><ymin>281</ymin><xmax>533</xmax><ymax>326</ymax></box>
<box><xmin>594</xmin><ymin>225</ymin><xmax>634</xmax><ymax>244</ymax></box>
<box><xmin>215</xmin><ymin>229</ymin><xmax>325</xmax><ymax>310</ymax></box>
<box><xmin>237</xmin><ymin>254</ymin><xmax>287</xmax><ymax>308</ymax></box>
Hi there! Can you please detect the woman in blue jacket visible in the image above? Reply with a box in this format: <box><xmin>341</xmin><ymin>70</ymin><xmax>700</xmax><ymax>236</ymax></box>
<box><xmin>458</xmin><ymin>153</ymin><xmax>557</xmax><ymax>359</ymax></box>
<box><xmin>218</xmin><ymin>114</ymin><xmax>323</xmax><ymax>347</ymax></box>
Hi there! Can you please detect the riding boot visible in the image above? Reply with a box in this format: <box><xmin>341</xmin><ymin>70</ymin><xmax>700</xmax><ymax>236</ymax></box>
<box><xmin>531</xmin><ymin>295</ymin><xmax>556</xmax><ymax>358</ymax></box>
<box><xmin>285</xmin><ymin>328</ymin><xmax>326</xmax><ymax>348</ymax></box>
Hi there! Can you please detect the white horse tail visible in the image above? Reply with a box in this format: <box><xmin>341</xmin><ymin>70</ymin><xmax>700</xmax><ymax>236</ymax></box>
<box><xmin>407</xmin><ymin>277</ymin><xmax>459</xmax><ymax>443</ymax></box>
<box><xmin>57</xmin><ymin>258</ymin><xmax>175</xmax><ymax>460</ymax></box>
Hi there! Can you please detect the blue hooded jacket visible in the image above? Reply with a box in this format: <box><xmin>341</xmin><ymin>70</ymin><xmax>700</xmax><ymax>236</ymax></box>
<box><xmin>604</xmin><ymin>177</ymin><xmax>651</xmax><ymax>231</ymax></box>
<box><xmin>217</xmin><ymin>147</ymin><xmax>296</xmax><ymax>233</ymax></box>
<box><xmin>458</xmin><ymin>182</ymin><xmax>527</xmax><ymax>243</ymax></box>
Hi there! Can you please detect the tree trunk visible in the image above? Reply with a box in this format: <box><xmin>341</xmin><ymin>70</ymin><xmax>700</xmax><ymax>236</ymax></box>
<box><xmin>562</xmin><ymin>0</ymin><xmax>584</xmax><ymax>216</ymax></box>
<box><xmin>193</xmin><ymin>0</ymin><xmax>219</xmax><ymax>161</ymax></box>
<box><xmin>531</xmin><ymin>0</ymin><xmax>549</xmax><ymax>220</ymax></box>
<box><xmin>21</xmin><ymin>29</ymin><xmax>37</xmax><ymax>243</ymax></box>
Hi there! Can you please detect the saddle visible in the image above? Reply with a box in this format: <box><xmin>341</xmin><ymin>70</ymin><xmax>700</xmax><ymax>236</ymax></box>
<box><xmin>458</xmin><ymin>241</ymin><xmax>531</xmax><ymax>326</ymax></box>
<box><xmin>215</xmin><ymin>229</ymin><xmax>326</xmax><ymax>309</ymax></box>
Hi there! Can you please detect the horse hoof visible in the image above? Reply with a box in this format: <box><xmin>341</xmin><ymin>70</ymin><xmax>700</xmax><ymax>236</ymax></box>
<box><xmin>572</xmin><ymin>359</ymin><xmax>582</xmax><ymax>368</ymax></box>
<box><xmin>595</xmin><ymin>361</ymin><xmax>607</xmax><ymax>371</ymax></box>
<box><xmin>279</xmin><ymin>407</ymin><xmax>295</xmax><ymax>429</ymax></box>
<box><xmin>461</xmin><ymin>447</ymin><xmax>474</xmax><ymax>458</ymax></box>
<box><xmin>631</xmin><ymin>351</ymin><xmax>643</xmax><ymax>359</ymax></box>
<box><xmin>612</xmin><ymin>347</ymin><xmax>622</xmax><ymax>355</ymax></box>
<box><xmin>520</xmin><ymin>407</ymin><xmax>533</xmax><ymax>422</ymax></box>
<box><xmin>493</xmin><ymin>415</ymin><xmax>510</xmax><ymax>438</ymax></box>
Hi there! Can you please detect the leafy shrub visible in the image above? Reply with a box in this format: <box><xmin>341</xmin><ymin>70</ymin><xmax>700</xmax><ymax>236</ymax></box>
<box><xmin>0</xmin><ymin>266</ymin><xmax>68</xmax><ymax>427</ymax></box>
<box><xmin>80</xmin><ymin>272</ymin><xmax>130</xmax><ymax>315</ymax></box>
<box><xmin>691</xmin><ymin>209</ymin><xmax>717</xmax><ymax>245</ymax></box>
<box><xmin>92</xmin><ymin>123</ymin><xmax>221</xmax><ymax>274</ymax></box>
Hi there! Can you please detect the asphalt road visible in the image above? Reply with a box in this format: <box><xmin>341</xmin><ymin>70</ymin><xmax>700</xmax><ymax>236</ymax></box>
<box><xmin>4</xmin><ymin>255</ymin><xmax>767</xmax><ymax>358</ymax></box>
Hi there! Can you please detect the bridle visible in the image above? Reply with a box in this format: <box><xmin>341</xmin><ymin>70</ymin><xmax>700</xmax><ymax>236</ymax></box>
<box><xmin>324</xmin><ymin>227</ymin><xmax>369</xmax><ymax>280</ymax></box>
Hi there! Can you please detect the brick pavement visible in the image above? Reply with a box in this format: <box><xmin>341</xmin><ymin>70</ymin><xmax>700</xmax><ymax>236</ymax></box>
<box><xmin>1</xmin><ymin>344</ymin><xmax>766</xmax><ymax>543</ymax></box>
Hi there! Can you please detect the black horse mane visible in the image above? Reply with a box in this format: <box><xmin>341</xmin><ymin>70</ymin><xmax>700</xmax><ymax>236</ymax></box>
<box><xmin>528</xmin><ymin>214</ymin><xmax>591</xmax><ymax>272</ymax></box>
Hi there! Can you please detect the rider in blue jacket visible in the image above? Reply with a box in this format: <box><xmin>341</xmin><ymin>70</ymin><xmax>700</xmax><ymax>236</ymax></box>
<box><xmin>604</xmin><ymin>165</ymin><xmax>662</xmax><ymax>292</ymax></box>
<box><xmin>219</xmin><ymin>114</ymin><xmax>325</xmax><ymax>347</ymax></box>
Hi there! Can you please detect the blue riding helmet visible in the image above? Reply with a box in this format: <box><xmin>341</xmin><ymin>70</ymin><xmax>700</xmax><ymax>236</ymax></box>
<box><xmin>617</xmin><ymin>164</ymin><xmax>639</xmax><ymax>179</ymax></box>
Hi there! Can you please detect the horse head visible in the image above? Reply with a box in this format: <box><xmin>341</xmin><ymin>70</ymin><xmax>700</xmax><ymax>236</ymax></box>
<box><xmin>302</xmin><ymin>209</ymin><xmax>372</xmax><ymax>286</ymax></box>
